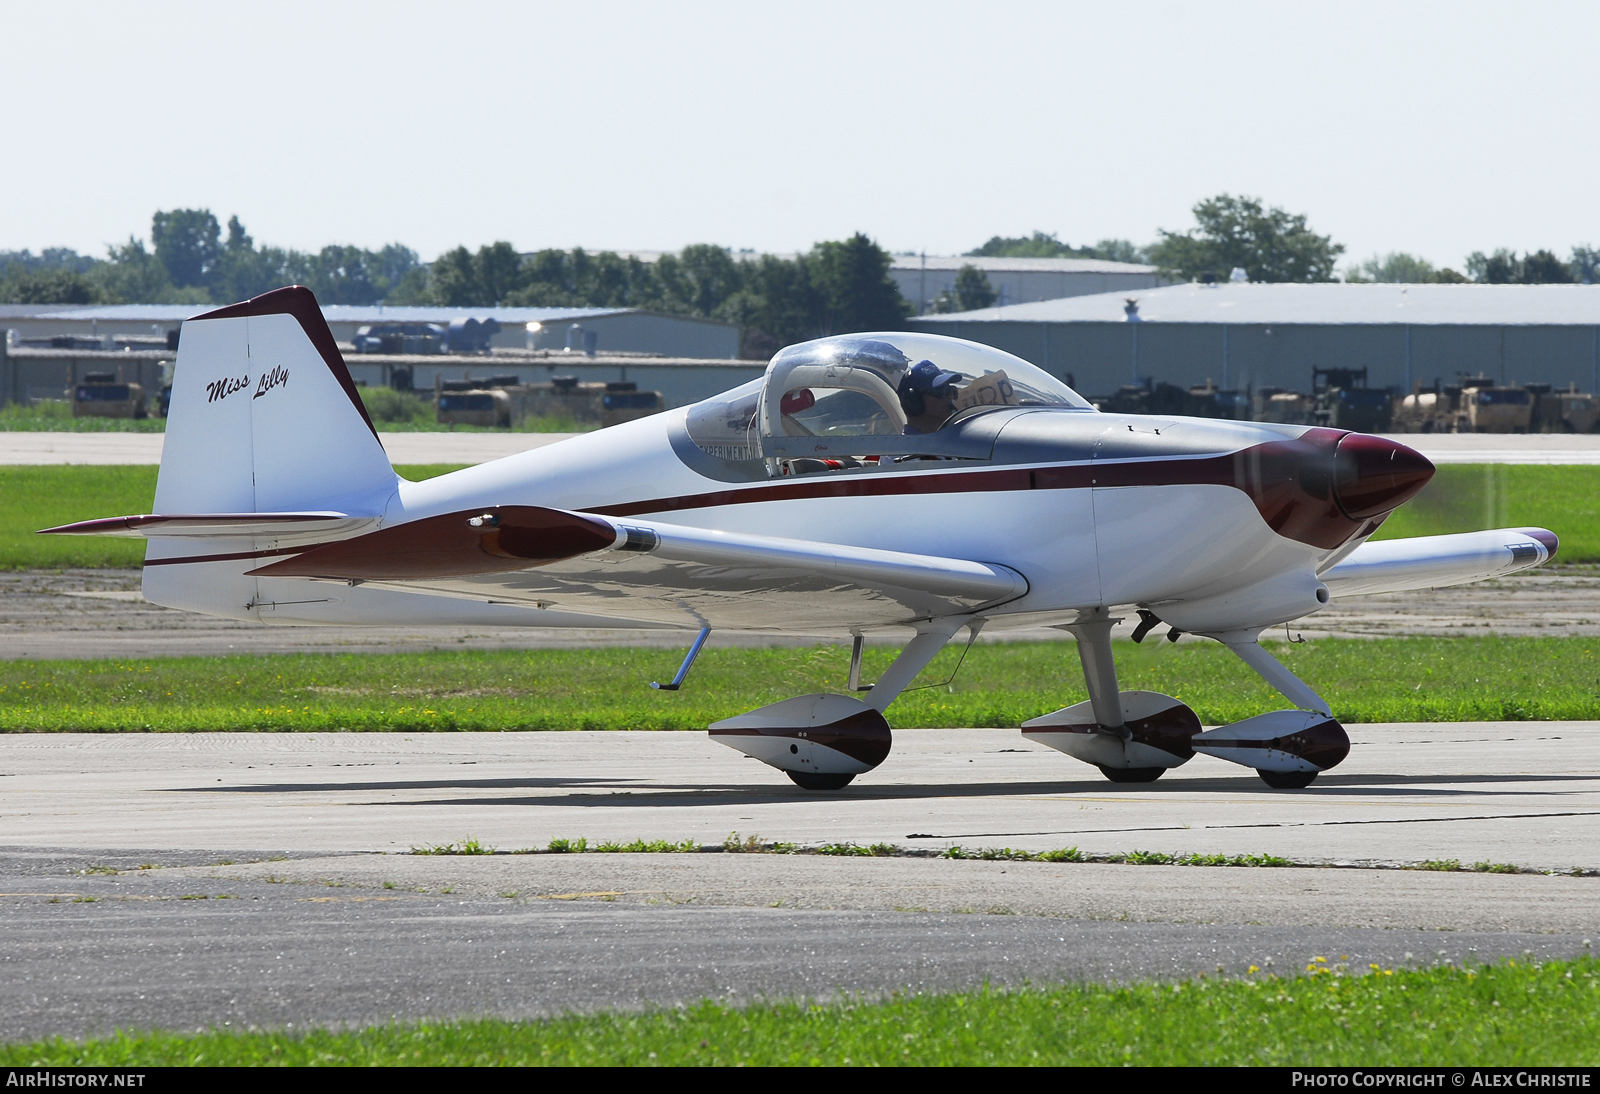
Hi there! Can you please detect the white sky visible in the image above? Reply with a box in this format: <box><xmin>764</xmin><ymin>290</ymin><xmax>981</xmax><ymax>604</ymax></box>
<box><xmin>2</xmin><ymin>0</ymin><xmax>1594</xmax><ymax>272</ymax></box>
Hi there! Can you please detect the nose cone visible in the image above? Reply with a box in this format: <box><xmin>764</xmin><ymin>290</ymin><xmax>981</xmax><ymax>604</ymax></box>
<box><xmin>1333</xmin><ymin>434</ymin><xmax>1435</xmax><ymax>519</ymax></box>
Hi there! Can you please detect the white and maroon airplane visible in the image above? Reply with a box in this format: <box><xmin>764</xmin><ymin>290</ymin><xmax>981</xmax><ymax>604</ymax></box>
<box><xmin>45</xmin><ymin>287</ymin><xmax>1557</xmax><ymax>790</ymax></box>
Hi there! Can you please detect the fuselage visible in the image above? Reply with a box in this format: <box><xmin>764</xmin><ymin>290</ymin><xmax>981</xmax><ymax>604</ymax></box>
<box><xmin>375</xmin><ymin>402</ymin><xmax>1430</xmax><ymax>634</ymax></box>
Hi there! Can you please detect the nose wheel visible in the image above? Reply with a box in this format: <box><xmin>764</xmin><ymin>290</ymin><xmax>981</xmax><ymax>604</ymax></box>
<box><xmin>787</xmin><ymin>770</ymin><xmax>856</xmax><ymax>791</ymax></box>
<box><xmin>1097</xmin><ymin>766</ymin><xmax>1165</xmax><ymax>784</ymax></box>
<box><xmin>1258</xmin><ymin>768</ymin><xmax>1318</xmax><ymax>789</ymax></box>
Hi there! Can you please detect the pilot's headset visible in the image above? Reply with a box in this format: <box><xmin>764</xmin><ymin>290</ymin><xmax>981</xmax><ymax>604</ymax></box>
<box><xmin>897</xmin><ymin>360</ymin><xmax>962</xmax><ymax>418</ymax></box>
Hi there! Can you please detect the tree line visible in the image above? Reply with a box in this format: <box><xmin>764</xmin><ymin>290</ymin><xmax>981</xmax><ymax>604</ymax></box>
<box><xmin>4</xmin><ymin>197</ymin><xmax>1597</xmax><ymax>348</ymax></box>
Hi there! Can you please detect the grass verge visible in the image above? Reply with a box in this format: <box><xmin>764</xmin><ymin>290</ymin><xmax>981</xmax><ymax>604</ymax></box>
<box><xmin>2</xmin><ymin>636</ymin><xmax>1597</xmax><ymax>731</ymax></box>
<box><xmin>1371</xmin><ymin>463</ymin><xmax>1600</xmax><ymax>561</ymax></box>
<box><xmin>0</xmin><ymin>464</ymin><xmax>465</xmax><ymax>569</ymax></box>
<box><xmin>409</xmin><ymin>834</ymin><xmax>1587</xmax><ymax>874</ymax></box>
<box><xmin>5</xmin><ymin>958</ymin><xmax>1597</xmax><ymax>1066</ymax></box>
<box><xmin>0</xmin><ymin>401</ymin><xmax>166</xmax><ymax>433</ymax></box>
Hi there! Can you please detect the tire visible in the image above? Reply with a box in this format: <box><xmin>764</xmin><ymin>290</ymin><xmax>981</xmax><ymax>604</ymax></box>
<box><xmin>786</xmin><ymin>770</ymin><xmax>855</xmax><ymax>791</ymax></box>
<box><xmin>1097</xmin><ymin>765</ymin><xmax>1165</xmax><ymax>784</ymax></box>
<box><xmin>1258</xmin><ymin>769</ymin><xmax>1318</xmax><ymax>789</ymax></box>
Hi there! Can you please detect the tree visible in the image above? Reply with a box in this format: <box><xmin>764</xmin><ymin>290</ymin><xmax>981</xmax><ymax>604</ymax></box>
<box><xmin>967</xmin><ymin>231</ymin><xmax>1148</xmax><ymax>263</ymax></box>
<box><xmin>655</xmin><ymin>244</ymin><xmax>744</xmax><ymax>317</ymax></box>
<box><xmin>932</xmin><ymin>264</ymin><xmax>996</xmax><ymax>312</ymax></box>
<box><xmin>721</xmin><ymin>252</ymin><xmax>821</xmax><ymax>353</ymax></box>
<box><xmin>150</xmin><ymin>208</ymin><xmax>222</xmax><ymax>289</ymax></box>
<box><xmin>808</xmin><ymin>233</ymin><xmax>910</xmax><ymax>335</ymax></box>
<box><xmin>1465</xmin><ymin>249</ymin><xmax>1577</xmax><ymax>284</ymax></box>
<box><xmin>1349</xmin><ymin>252</ymin><xmax>1437</xmax><ymax>283</ymax></box>
<box><xmin>0</xmin><ymin>268</ymin><xmax>103</xmax><ymax>304</ymax></box>
<box><xmin>1149</xmin><ymin>194</ymin><xmax>1344</xmax><ymax>283</ymax></box>
<box><xmin>1522</xmin><ymin>249</ymin><xmax>1576</xmax><ymax>284</ymax></box>
<box><xmin>427</xmin><ymin>246</ymin><xmax>480</xmax><ymax>306</ymax></box>
<box><xmin>86</xmin><ymin>237</ymin><xmax>208</xmax><ymax>304</ymax></box>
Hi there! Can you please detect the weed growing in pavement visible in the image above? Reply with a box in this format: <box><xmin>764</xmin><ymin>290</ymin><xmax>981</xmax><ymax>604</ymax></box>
<box><xmin>1474</xmin><ymin>862</ymin><xmax>1523</xmax><ymax>873</ymax></box>
<box><xmin>817</xmin><ymin>842</ymin><xmax>900</xmax><ymax>857</ymax></box>
<box><xmin>592</xmin><ymin>839</ymin><xmax>698</xmax><ymax>854</ymax></box>
<box><xmin>410</xmin><ymin>837</ymin><xmax>494</xmax><ymax>856</ymax></box>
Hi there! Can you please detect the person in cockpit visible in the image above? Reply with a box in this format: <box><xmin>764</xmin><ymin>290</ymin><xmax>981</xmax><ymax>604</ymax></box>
<box><xmin>897</xmin><ymin>360</ymin><xmax>963</xmax><ymax>434</ymax></box>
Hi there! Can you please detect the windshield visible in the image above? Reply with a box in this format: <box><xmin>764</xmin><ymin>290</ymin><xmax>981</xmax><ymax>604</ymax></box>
<box><xmin>684</xmin><ymin>378</ymin><xmax>764</xmax><ymax>462</ymax></box>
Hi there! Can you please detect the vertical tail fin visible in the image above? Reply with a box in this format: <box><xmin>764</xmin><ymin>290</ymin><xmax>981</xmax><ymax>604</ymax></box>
<box><xmin>145</xmin><ymin>286</ymin><xmax>398</xmax><ymax>617</ymax></box>
<box><xmin>154</xmin><ymin>285</ymin><xmax>394</xmax><ymax>515</ymax></box>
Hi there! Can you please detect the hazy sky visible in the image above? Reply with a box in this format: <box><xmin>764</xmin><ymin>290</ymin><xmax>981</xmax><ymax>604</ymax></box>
<box><xmin>4</xmin><ymin>1</ymin><xmax>1595</xmax><ymax>272</ymax></box>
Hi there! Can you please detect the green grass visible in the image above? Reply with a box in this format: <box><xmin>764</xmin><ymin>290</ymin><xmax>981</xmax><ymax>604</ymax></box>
<box><xmin>2</xmin><ymin>636</ymin><xmax>1597</xmax><ymax>731</ymax></box>
<box><xmin>0</xmin><ymin>393</ymin><xmax>590</xmax><ymax>434</ymax></box>
<box><xmin>5</xmin><ymin>462</ymin><xmax>1597</xmax><ymax>569</ymax></box>
<box><xmin>1372</xmin><ymin>464</ymin><xmax>1600</xmax><ymax>561</ymax></box>
<box><xmin>0</xmin><ymin>464</ymin><xmax>466</xmax><ymax>570</ymax></box>
<box><xmin>356</xmin><ymin>386</ymin><xmax>590</xmax><ymax>433</ymax></box>
<box><xmin>6</xmin><ymin>958</ymin><xmax>1596</xmax><ymax>1066</ymax></box>
<box><xmin>0</xmin><ymin>400</ymin><xmax>165</xmax><ymax>433</ymax></box>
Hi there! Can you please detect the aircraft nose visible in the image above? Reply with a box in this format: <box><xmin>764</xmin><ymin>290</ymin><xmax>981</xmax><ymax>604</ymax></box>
<box><xmin>1332</xmin><ymin>433</ymin><xmax>1435</xmax><ymax>519</ymax></box>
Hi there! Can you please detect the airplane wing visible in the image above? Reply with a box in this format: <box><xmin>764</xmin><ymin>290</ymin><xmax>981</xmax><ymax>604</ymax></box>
<box><xmin>247</xmin><ymin>504</ymin><xmax>1029</xmax><ymax>632</ymax></box>
<box><xmin>1320</xmin><ymin>527</ymin><xmax>1557</xmax><ymax>598</ymax></box>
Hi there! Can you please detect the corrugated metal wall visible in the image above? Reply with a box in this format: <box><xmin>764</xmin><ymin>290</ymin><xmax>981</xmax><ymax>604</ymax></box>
<box><xmin>912</xmin><ymin>319</ymin><xmax>1600</xmax><ymax>398</ymax></box>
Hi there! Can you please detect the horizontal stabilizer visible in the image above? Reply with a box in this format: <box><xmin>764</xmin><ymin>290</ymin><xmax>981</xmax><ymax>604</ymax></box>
<box><xmin>39</xmin><ymin>512</ymin><xmax>380</xmax><ymax>541</ymax></box>
<box><xmin>1320</xmin><ymin>527</ymin><xmax>1557</xmax><ymax>598</ymax></box>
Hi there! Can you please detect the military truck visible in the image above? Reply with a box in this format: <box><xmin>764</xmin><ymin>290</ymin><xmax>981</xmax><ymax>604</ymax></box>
<box><xmin>435</xmin><ymin>377</ymin><xmax>512</xmax><ymax>427</ymax></box>
<box><xmin>598</xmin><ymin>382</ymin><xmax>665</xmax><ymax>427</ymax></box>
<box><xmin>1252</xmin><ymin>387</ymin><xmax>1315</xmax><ymax>425</ymax></box>
<box><xmin>1392</xmin><ymin>384</ymin><xmax>1455</xmax><ymax>432</ymax></box>
<box><xmin>1460</xmin><ymin>381</ymin><xmax>1533</xmax><ymax>432</ymax></box>
<box><xmin>1531</xmin><ymin>383</ymin><xmax>1600</xmax><ymax>433</ymax></box>
<box><xmin>1312</xmin><ymin>367</ymin><xmax>1392</xmax><ymax>432</ymax></box>
<box><xmin>72</xmin><ymin>372</ymin><xmax>146</xmax><ymax>419</ymax></box>
<box><xmin>434</xmin><ymin>374</ymin><xmax>665</xmax><ymax>429</ymax></box>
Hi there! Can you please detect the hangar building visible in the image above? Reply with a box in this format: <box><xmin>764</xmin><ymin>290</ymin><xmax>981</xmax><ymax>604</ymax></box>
<box><xmin>0</xmin><ymin>302</ymin><xmax>743</xmax><ymax>409</ymax></box>
<box><xmin>0</xmin><ymin>303</ymin><xmax>738</xmax><ymax>359</ymax></box>
<box><xmin>908</xmin><ymin>282</ymin><xmax>1600</xmax><ymax>400</ymax></box>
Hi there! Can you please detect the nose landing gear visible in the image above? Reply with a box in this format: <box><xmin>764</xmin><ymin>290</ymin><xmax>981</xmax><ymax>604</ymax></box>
<box><xmin>1031</xmin><ymin>611</ymin><xmax>1349</xmax><ymax>789</ymax></box>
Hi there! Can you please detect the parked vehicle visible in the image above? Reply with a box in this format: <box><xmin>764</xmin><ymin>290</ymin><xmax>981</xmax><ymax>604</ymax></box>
<box><xmin>1462</xmin><ymin>383</ymin><xmax>1533</xmax><ymax>433</ymax></box>
<box><xmin>435</xmin><ymin>379</ymin><xmax>511</xmax><ymax>427</ymax></box>
<box><xmin>352</xmin><ymin>323</ymin><xmax>444</xmax><ymax>355</ymax></box>
<box><xmin>72</xmin><ymin>372</ymin><xmax>146</xmax><ymax>419</ymax></box>
<box><xmin>1312</xmin><ymin>368</ymin><xmax>1392</xmax><ymax>433</ymax></box>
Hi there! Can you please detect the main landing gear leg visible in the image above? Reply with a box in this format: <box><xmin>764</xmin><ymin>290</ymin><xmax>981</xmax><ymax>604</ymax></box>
<box><xmin>1022</xmin><ymin>608</ymin><xmax>1201</xmax><ymax>783</ymax></box>
<box><xmin>707</xmin><ymin>620</ymin><xmax>966</xmax><ymax>791</ymax></box>
<box><xmin>1188</xmin><ymin>629</ymin><xmax>1351</xmax><ymax>789</ymax></box>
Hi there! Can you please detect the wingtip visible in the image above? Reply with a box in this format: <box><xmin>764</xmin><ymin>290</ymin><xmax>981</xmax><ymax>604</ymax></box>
<box><xmin>1517</xmin><ymin>527</ymin><xmax>1559</xmax><ymax>561</ymax></box>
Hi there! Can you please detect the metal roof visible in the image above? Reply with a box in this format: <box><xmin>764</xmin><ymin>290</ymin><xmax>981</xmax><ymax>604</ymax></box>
<box><xmin>15</xmin><ymin>303</ymin><xmax>638</xmax><ymax>324</ymax></box>
<box><xmin>914</xmin><ymin>282</ymin><xmax>1600</xmax><ymax>326</ymax></box>
<box><xmin>891</xmin><ymin>255</ymin><xmax>1157</xmax><ymax>275</ymax></box>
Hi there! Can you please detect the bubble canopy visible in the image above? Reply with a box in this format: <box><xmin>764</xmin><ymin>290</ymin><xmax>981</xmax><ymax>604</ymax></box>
<box><xmin>763</xmin><ymin>333</ymin><xmax>1089</xmax><ymax>440</ymax></box>
<box><xmin>684</xmin><ymin>332</ymin><xmax>1091</xmax><ymax>469</ymax></box>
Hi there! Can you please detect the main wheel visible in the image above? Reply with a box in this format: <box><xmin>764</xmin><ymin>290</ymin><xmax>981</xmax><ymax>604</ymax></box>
<box><xmin>1258</xmin><ymin>768</ymin><xmax>1318</xmax><ymax>789</ymax></box>
<box><xmin>786</xmin><ymin>770</ymin><xmax>856</xmax><ymax>791</ymax></box>
<box><xmin>1097</xmin><ymin>766</ymin><xmax>1165</xmax><ymax>784</ymax></box>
